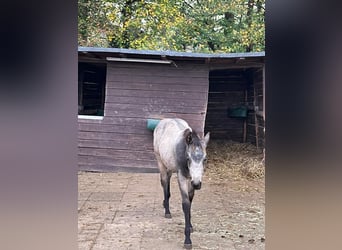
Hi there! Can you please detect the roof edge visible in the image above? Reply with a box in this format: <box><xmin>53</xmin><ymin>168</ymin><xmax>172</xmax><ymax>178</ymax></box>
<box><xmin>78</xmin><ymin>46</ymin><xmax>265</xmax><ymax>59</ymax></box>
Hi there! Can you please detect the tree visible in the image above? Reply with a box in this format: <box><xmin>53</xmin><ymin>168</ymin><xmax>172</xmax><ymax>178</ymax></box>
<box><xmin>78</xmin><ymin>0</ymin><xmax>265</xmax><ymax>53</ymax></box>
<box><xmin>78</xmin><ymin>0</ymin><xmax>111</xmax><ymax>47</ymax></box>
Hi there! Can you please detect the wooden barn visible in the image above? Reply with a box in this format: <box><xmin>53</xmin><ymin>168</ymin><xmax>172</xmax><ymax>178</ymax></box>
<box><xmin>78</xmin><ymin>47</ymin><xmax>265</xmax><ymax>172</ymax></box>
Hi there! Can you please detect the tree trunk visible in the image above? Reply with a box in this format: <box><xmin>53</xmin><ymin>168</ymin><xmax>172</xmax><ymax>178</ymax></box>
<box><xmin>245</xmin><ymin>0</ymin><xmax>255</xmax><ymax>52</ymax></box>
<box><xmin>121</xmin><ymin>0</ymin><xmax>138</xmax><ymax>48</ymax></box>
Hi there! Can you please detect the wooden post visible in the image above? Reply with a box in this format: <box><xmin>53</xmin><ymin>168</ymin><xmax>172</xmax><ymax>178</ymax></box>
<box><xmin>243</xmin><ymin>89</ymin><xmax>247</xmax><ymax>143</ymax></box>
<box><xmin>262</xmin><ymin>65</ymin><xmax>265</xmax><ymax>121</ymax></box>
<box><xmin>78</xmin><ymin>68</ymin><xmax>84</xmax><ymax>113</ymax></box>
<box><xmin>254</xmin><ymin>80</ymin><xmax>259</xmax><ymax>149</ymax></box>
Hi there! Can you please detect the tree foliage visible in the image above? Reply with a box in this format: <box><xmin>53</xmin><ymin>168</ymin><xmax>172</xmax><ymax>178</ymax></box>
<box><xmin>78</xmin><ymin>0</ymin><xmax>264</xmax><ymax>53</ymax></box>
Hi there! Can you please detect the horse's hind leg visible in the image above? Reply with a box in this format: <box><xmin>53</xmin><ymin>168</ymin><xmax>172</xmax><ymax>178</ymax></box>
<box><xmin>161</xmin><ymin>170</ymin><xmax>172</xmax><ymax>218</ymax></box>
<box><xmin>157</xmin><ymin>159</ymin><xmax>172</xmax><ymax>218</ymax></box>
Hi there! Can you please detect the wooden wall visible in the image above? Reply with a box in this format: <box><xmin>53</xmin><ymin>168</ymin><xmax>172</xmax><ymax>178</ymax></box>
<box><xmin>246</xmin><ymin>67</ymin><xmax>265</xmax><ymax>149</ymax></box>
<box><xmin>78</xmin><ymin>61</ymin><xmax>209</xmax><ymax>172</ymax></box>
<box><xmin>205</xmin><ymin>67</ymin><xmax>265</xmax><ymax>150</ymax></box>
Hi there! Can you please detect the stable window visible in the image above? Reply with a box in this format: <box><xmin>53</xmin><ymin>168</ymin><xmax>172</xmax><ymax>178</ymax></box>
<box><xmin>78</xmin><ymin>62</ymin><xmax>106</xmax><ymax>116</ymax></box>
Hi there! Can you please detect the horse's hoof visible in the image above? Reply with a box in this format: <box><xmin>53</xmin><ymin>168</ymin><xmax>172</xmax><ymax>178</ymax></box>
<box><xmin>165</xmin><ymin>213</ymin><xmax>172</xmax><ymax>219</ymax></box>
<box><xmin>184</xmin><ymin>243</ymin><xmax>192</xmax><ymax>249</ymax></box>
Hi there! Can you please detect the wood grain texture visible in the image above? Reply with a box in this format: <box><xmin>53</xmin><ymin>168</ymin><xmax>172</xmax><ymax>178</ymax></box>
<box><xmin>78</xmin><ymin>61</ymin><xmax>209</xmax><ymax>171</ymax></box>
<box><xmin>78</xmin><ymin>61</ymin><xmax>265</xmax><ymax>172</ymax></box>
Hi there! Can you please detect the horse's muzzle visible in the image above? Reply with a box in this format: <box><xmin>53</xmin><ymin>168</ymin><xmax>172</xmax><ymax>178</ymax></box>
<box><xmin>191</xmin><ymin>181</ymin><xmax>202</xmax><ymax>190</ymax></box>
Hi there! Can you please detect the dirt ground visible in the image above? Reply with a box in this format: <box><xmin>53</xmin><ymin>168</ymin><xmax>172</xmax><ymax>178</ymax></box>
<box><xmin>201</xmin><ymin>171</ymin><xmax>265</xmax><ymax>249</ymax></box>
<box><xmin>78</xmin><ymin>141</ymin><xmax>265</xmax><ymax>250</ymax></box>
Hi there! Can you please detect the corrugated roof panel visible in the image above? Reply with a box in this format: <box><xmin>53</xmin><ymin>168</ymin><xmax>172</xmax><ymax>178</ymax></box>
<box><xmin>78</xmin><ymin>46</ymin><xmax>265</xmax><ymax>59</ymax></box>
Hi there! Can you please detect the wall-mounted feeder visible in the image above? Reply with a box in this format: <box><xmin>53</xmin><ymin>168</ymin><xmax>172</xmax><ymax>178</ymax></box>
<box><xmin>147</xmin><ymin>118</ymin><xmax>161</xmax><ymax>131</ymax></box>
<box><xmin>228</xmin><ymin>106</ymin><xmax>248</xmax><ymax>118</ymax></box>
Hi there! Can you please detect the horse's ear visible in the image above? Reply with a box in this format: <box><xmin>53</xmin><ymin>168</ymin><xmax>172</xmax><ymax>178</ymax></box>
<box><xmin>184</xmin><ymin>129</ymin><xmax>192</xmax><ymax>145</ymax></box>
<box><xmin>204</xmin><ymin>132</ymin><xmax>210</xmax><ymax>146</ymax></box>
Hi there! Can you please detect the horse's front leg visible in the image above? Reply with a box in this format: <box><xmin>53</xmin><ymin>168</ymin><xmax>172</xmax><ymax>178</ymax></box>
<box><xmin>188</xmin><ymin>186</ymin><xmax>195</xmax><ymax>233</ymax></box>
<box><xmin>178</xmin><ymin>173</ymin><xmax>194</xmax><ymax>249</ymax></box>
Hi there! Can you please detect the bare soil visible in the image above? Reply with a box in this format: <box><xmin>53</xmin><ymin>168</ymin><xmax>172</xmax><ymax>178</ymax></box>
<box><xmin>78</xmin><ymin>140</ymin><xmax>265</xmax><ymax>249</ymax></box>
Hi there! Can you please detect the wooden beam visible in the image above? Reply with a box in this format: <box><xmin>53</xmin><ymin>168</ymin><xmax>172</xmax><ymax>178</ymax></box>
<box><xmin>254</xmin><ymin>81</ymin><xmax>259</xmax><ymax>149</ymax></box>
<box><xmin>262</xmin><ymin>65</ymin><xmax>265</xmax><ymax>120</ymax></box>
<box><xmin>243</xmin><ymin>89</ymin><xmax>247</xmax><ymax>143</ymax></box>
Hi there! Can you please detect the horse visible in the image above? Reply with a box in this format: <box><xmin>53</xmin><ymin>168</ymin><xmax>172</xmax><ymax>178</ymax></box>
<box><xmin>153</xmin><ymin>118</ymin><xmax>210</xmax><ymax>249</ymax></box>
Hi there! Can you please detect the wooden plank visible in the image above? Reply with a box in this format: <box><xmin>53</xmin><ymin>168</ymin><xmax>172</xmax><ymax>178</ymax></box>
<box><xmin>78</xmin><ymin>155</ymin><xmax>157</xmax><ymax>168</ymax></box>
<box><xmin>78</xmin><ymin>116</ymin><xmax>204</xmax><ymax>128</ymax></box>
<box><xmin>105</xmin><ymin>101</ymin><xmax>206</xmax><ymax>111</ymax></box>
<box><xmin>104</xmin><ymin>103</ymin><xmax>206</xmax><ymax>115</ymax></box>
<box><xmin>79</xmin><ymin>164</ymin><xmax>159</xmax><ymax>173</ymax></box>
<box><xmin>107</xmin><ymin>61</ymin><xmax>208</xmax><ymax>70</ymax></box>
<box><xmin>104</xmin><ymin>96</ymin><xmax>205</xmax><ymax>107</ymax></box>
<box><xmin>78</xmin><ymin>155</ymin><xmax>156</xmax><ymax>164</ymax></box>
<box><xmin>78</xmin><ymin>117</ymin><xmax>104</xmax><ymax>124</ymax></box>
<box><xmin>161</xmin><ymin>112</ymin><xmax>205</xmax><ymax>122</ymax></box>
<box><xmin>79</xmin><ymin>147</ymin><xmax>155</xmax><ymax>161</ymax></box>
<box><xmin>78</xmin><ymin>123</ymin><xmax>152</xmax><ymax>135</ymax></box>
<box><xmin>107</xmin><ymin>63</ymin><xmax>208</xmax><ymax>77</ymax></box>
<box><xmin>78</xmin><ymin>139</ymin><xmax>153</xmax><ymax>151</ymax></box>
<box><xmin>106</xmin><ymin>81</ymin><xmax>208</xmax><ymax>93</ymax></box>
<box><xmin>107</xmin><ymin>69</ymin><xmax>208</xmax><ymax>78</ymax></box>
<box><xmin>107</xmin><ymin>74</ymin><xmax>209</xmax><ymax>85</ymax></box>
<box><xmin>79</xmin><ymin>118</ymin><xmax>146</xmax><ymax>127</ymax></box>
<box><xmin>78</xmin><ymin>131</ymin><xmax>152</xmax><ymax>141</ymax></box>
<box><xmin>105</xmin><ymin>88</ymin><xmax>208</xmax><ymax>100</ymax></box>
<box><xmin>102</xmin><ymin>108</ymin><xmax>206</xmax><ymax>119</ymax></box>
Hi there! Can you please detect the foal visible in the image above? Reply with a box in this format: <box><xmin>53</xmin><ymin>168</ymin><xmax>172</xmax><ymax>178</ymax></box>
<box><xmin>153</xmin><ymin>118</ymin><xmax>210</xmax><ymax>249</ymax></box>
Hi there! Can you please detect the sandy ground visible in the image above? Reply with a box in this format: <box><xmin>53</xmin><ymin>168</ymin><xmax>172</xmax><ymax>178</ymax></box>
<box><xmin>78</xmin><ymin>169</ymin><xmax>265</xmax><ymax>250</ymax></box>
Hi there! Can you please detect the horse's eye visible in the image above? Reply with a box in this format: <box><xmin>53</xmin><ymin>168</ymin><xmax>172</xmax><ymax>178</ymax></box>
<box><xmin>203</xmin><ymin>157</ymin><xmax>208</xmax><ymax>163</ymax></box>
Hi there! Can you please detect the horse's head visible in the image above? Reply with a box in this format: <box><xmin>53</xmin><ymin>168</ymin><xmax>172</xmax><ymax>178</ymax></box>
<box><xmin>184</xmin><ymin>129</ymin><xmax>210</xmax><ymax>190</ymax></box>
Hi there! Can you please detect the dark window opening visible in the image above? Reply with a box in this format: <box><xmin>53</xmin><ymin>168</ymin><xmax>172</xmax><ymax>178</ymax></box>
<box><xmin>78</xmin><ymin>62</ymin><xmax>106</xmax><ymax>116</ymax></box>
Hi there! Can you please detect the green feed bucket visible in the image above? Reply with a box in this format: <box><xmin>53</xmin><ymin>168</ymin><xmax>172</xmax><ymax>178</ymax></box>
<box><xmin>228</xmin><ymin>106</ymin><xmax>248</xmax><ymax>118</ymax></box>
<box><xmin>147</xmin><ymin>119</ymin><xmax>161</xmax><ymax>131</ymax></box>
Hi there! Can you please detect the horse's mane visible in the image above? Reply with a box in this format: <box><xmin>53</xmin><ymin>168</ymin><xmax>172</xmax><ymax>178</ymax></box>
<box><xmin>189</xmin><ymin>130</ymin><xmax>202</xmax><ymax>147</ymax></box>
